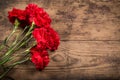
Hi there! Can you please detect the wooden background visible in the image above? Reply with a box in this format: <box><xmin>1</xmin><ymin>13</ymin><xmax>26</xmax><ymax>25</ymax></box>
<box><xmin>0</xmin><ymin>0</ymin><xmax>120</xmax><ymax>80</ymax></box>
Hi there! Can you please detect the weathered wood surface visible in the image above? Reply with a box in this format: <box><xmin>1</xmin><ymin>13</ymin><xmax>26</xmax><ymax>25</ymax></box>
<box><xmin>0</xmin><ymin>0</ymin><xmax>120</xmax><ymax>80</ymax></box>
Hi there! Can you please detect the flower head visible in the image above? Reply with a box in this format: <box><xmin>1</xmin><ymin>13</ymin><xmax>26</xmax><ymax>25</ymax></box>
<box><xmin>30</xmin><ymin>46</ymin><xmax>49</xmax><ymax>70</ymax></box>
<box><xmin>8</xmin><ymin>8</ymin><xmax>28</xmax><ymax>27</ymax></box>
<box><xmin>32</xmin><ymin>27</ymin><xmax>60</xmax><ymax>51</ymax></box>
<box><xmin>7</xmin><ymin>4</ymin><xmax>60</xmax><ymax>71</ymax></box>
<box><xmin>25</xmin><ymin>4</ymin><xmax>51</xmax><ymax>28</ymax></box>
<box><xmin>46</xmin><ymin>27</ymin><xmax>60</xmax><ymax>51</ymax></box>
<box><xmin>8</xmin><ymin>4</ymin><xmax>51</xmax><ymax>28</ymax></box>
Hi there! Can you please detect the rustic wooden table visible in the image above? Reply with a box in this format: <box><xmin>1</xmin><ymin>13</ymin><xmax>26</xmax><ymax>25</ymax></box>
<box><xmin>0</xmin><ymin>0</ymin><xmax>120</xmax><ymax>80</ymax></box>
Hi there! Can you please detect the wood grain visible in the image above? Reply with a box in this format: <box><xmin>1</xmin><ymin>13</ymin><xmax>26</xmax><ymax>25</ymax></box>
<box><xmin>8</xmin><ymin>41</ymin><xmax>120</xmax><ymax>80</ymax></box>
<box><xmin>0</xmin><ymin>0</ymin><xmax>120</xmax><ymax>80</ymax></box>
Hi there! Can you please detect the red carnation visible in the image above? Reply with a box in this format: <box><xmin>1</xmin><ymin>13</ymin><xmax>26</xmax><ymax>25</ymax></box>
<box><xmin>32</xmin><ymin>27</ymin><xmax>60</xmax><ymax>51</ymax></box>
<box><xmin>8</xmin><ymin>4</ymin><xmax>51</xmax><ymax>28</ymax></box>
<box><xmin>47</xmin><ymin>27</ymin><xmax>60</xmax><ymax>51</ymax></box>
<box><xmin>8</xmin><ymin>4</ymin><xmax>60</xmax><ymax>71</ymax></box>
<box><xmin>32</xmin><ymin>28</ymin><xmax>48</xmax><ymax>50</ymax></box>
<box><xmin>30</xmin><ymin>46</ymin><xmax>49</xmax><ymax>70</ymax></box>
<box><xmin>25</xmin><ymin>4</ymin><xmax>51</xmax><ymax>28</ymax></box>
<box><xmin>32</xmin><ymin>27</ymin><xmax>48</xmax><ymax>43</ymax></box>
<box><xmin>8</xmin><ymin>8</ymin><xmax>28</xmax><ymax>27</ymax></box>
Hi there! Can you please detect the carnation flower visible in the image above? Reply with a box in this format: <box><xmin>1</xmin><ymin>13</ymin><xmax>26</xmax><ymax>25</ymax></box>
<box><xmin>32</xmin><ymin>27</ymin><xmax>48</xmax><ymax>43</ymax></box>
<box><xmin>8</xmin><ymin>8</ymin><xmax>28</xmax><ymax>27</ymax></box>
<box><xmin>30</xmin><ymin>46</ymin><xmax>49</xmax><ymax>70</ymax></box>
<box><xmin>25</xmin><ymin>4</ymin><xmax>51</xmax><ymax>28</ymax></box>
<box><xmin>8</xmin><ymin>4</ymin><xmax>51</xmax><ymax>28</ymax></box>
<box><xmin>0</xmin><ymin>4</ymin><xmax>60</xmax><ymax>79</ymax></box>
<box><xmin>46</xmin><ymin>27</ymin><xmax>60</xmax><ymax>51</ymax></box>
<box><xmin>32</xmin><ymin>27</ymin><xmax>60</xmax><ymax>51</ymax></box>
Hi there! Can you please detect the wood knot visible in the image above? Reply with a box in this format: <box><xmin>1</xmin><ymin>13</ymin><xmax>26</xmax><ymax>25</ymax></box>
<box><xmin>52</xmin><ymin>54</ymin><xmax>64</xmax><ymax>62</ymax></box>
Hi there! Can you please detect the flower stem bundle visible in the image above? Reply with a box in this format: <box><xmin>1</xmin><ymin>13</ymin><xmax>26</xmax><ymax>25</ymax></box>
<box><xmin>0</xmin><ymin>4</ymin><xmax>60</xmax><ymax>79</ymax></box>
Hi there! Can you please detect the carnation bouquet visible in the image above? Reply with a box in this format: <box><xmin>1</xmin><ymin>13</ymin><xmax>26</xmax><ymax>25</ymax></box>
<box><xmin>0</xmin><ymin>4</ymin><xmax>60</xmax><ymax>79</ymax></box>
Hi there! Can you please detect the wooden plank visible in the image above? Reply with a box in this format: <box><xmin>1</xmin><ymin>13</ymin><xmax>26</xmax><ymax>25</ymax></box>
<box><xmin>8</xmin><ymin>69</ymin><xmax>69</xmax><ymax>80</ymax></box>
<box><xmin>10</xmin><ymin>41</ymin><xmax>120</xmax><ymax>68</ymax></box>
<box><xmin>6</xmin><ymin>41</ymin><xmax>120</xmax><ymax>79</ymax></box>
<box><xmin>14</xmin><ymin>41</ymin><xmax>120</xmax><ymax>69</ymax></box>
<box><xmin>7</xmin><ymin>67</ymin><xmax>120</xmax><ymax>80</ymax></box>
<box><xmin>0</xmin><ymin>0</ymin><xmax>120</xmax><ymax>80</ymax></box>
<box><xmin>0</xmin><ymin>0</ymin><xmax>120</xmax><ymax>41</ymax></box>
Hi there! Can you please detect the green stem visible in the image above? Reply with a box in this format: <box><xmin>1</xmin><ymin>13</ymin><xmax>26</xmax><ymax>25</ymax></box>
<box><xmin>10</xmin><ymin>26</ymin><xmax>29</xmax><ymax>47</ymax></box>
<box><xmin>0</xmin><ymin>66</ymin><xmax>13</xmax><ymax>79</ymax></box>
<box><xmin>0</xmin><ymin>58</ymin><xmax>29</xmax><ymax>79</ymax></box>
<box><xmin>8</xmin><ymin>57</ymin><xmax>29</xmax><ymax>68</ymax></box>
<box><xmin>0</xmin><ymin>26</ymin><xmax>18</xmax><ymax>51</ymax></box>
<box><xmin>11</xmin><ymin>24</ymin><xmax>34</xmax><ymax>51</ymax></box>
<box><xmin>0</xmin><ymin>50</ymin><xmax>13</xmax><ymax>65</ymax></box>
<box><xmin>0</xmin><ymin>25</ymin><xmax>34</xmax><ymax>65</ymax></box>
<box><xmin>5</xmin><ymin>26</ymin><xmax>32</xmax><ymax>56</ymax></box>
<box><xmin>15</xmin><ymin>36</ymin><xmax>32</xmax><ymax>51</ymax></box>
